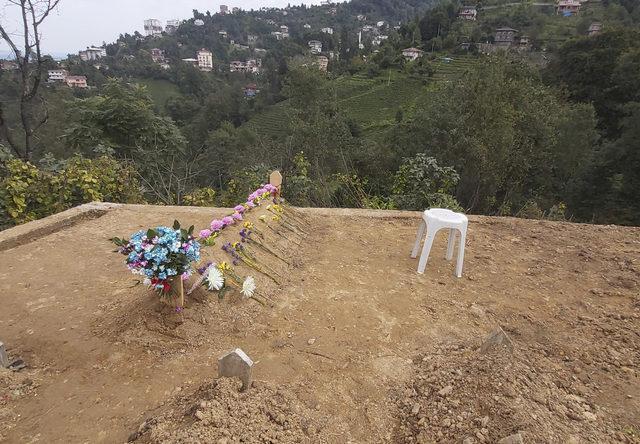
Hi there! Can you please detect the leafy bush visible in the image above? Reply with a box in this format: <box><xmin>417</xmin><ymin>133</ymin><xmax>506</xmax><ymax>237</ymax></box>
<box><xmin>0</xmin><ymin>155</ymin><xmax>143</xmax><ymax>227</ymax></box>
<box><xmin>182</xmin><ymin>187</ymin><xmax>217</xmax><ymax>207</ymax></box>
<box><xmin>391</xmin><ymin>154</ymin><xmax>462</xmax><ymax>211</ymax></box>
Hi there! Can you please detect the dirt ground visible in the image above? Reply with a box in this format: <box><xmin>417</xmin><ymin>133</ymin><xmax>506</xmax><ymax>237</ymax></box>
<box><xmin>0</xmin><ymin>204</ymin><xmax>638</xmax><ymax>443</ymax></box>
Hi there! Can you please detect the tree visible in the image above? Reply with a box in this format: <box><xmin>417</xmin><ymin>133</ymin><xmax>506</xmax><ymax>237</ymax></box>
<box><xmin>0</xmin><ymin>0</ymin><xmax>61</xmax><ymax>160</ymax></box>
<box><xmin>389</xmin><ymin>56</ymin><xmax>599</xmax><ymax>216</ymax></box>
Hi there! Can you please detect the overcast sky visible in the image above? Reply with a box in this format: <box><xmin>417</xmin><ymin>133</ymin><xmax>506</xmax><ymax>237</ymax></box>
<box><xmin>1</xmin><ymin>0</ymin><xmax>322</xmax><ymax>56</ymax></box>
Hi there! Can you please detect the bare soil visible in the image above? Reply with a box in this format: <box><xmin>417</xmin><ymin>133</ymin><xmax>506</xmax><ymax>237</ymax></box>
<box><xmin>0</xmin><ymin>205</ymin><xmax>638</xmax><ymax>443</ymax></box>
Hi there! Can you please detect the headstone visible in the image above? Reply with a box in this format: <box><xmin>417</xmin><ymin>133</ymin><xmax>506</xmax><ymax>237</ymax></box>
<box><xmin>269</xmin><ymin>170</ymin><xmax>282</xmax><ymax>193</ymax></box>
<box><xmin>0</xmin><ymin>341</ymin><xmax>9</xmax><ymax>368</ymax></box>
<box><xmin>218</xmin><ymin>348</ymin><xmax>253</xmax><ymax>391</ymax></box>
<box><xmin>479</xmin><ymin>326</ymin><xmax>514</xmax><ymax>353</ymax></box>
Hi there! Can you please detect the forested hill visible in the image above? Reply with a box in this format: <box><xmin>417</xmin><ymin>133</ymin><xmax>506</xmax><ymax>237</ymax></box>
<box><xmin>0</xmin><ymin>0</ymin><xmax>639</xmax><ymax>229</ymax></box>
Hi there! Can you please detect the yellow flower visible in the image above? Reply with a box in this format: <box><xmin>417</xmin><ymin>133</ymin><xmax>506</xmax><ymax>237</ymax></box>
<box><xmin>259</xmin><ymin>215</ymin><xmax>267</xmax><ymax>222</ymax></box>
<box><xmin>217</xmin><ymin>262</ymin><xmax>231</xmax><ymax>271</ymax></box>
<box><xmin>243</xmin><ymin>222</ymin><xmax>254</xmax><ymax>229</ymax></box>
<box><xmin>232</xmin><ymin>242</ymin><xmax>240</xmax><ymax>249</ymax></box>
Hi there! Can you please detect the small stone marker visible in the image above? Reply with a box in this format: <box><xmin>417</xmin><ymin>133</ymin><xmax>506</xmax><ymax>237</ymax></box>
<box><xmin>0</xmin><ymin>341</ymin><xmax>9</xmax><ymax>368</ymax></box>
<box><xmin>218</xmin><ymin>348</ymin><xmax>253</xmax><ymax>391</ymax></box>
<box><xmin>479</xmin><ymin>326</ymin><xmax>514</xmax><ymax>353</ymax></box>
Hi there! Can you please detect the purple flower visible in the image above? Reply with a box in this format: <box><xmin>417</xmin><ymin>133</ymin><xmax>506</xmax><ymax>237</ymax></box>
<box><xmin>245</xmin><ymin>201</ymin><xmax>256</xmax><ymax>208</ymax></box>
<box><xmin>199</xmin><ymin>229</ymin><xmax>212</xmax><ymax>239</ymax></box>
<box><xmin>232</xmin><ymin>212</ymin><xmax>243</xmax><ymax>221</ymax></box>
<box><xmin>234</xmin><ymin>204</ymin><xmax>246</xmax><ymax>213</ymax></box>
<box><xmin>222</xmin><ymin>216</ymin><xmax>234</xmax><ymax>226</ymax></box>
<box><xmin>210</xmin><ymin>220</ymin><xmax>224</xmax><ymax>231</ymax></box>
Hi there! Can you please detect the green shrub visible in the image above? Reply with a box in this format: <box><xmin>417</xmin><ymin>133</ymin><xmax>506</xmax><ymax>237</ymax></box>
<box><xmin>0</xmin><ymin>155</ymin><xmax>143</xmax><ymax>227</ymax></box>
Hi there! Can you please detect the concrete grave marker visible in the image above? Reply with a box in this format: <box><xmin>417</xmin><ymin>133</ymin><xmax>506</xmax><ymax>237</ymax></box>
<box><xmin>0</xmin><ymin>341</ymin><xmax>9</xmax><ymax>368</ymax></box>
<box><xmin>218</xmin><ymin>348</ymin><xmax>253</xmax><ymax>391</ymax></box>
<box><xmin>269</xmin><ymin>170</ymin><xmax>282</xmax><ymax>188</ymax></box>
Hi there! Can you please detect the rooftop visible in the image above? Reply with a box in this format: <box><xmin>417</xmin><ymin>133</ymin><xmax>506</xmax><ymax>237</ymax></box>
<box><xmin>0</xmin><ymin>203</ymin><xmax>638</xmax><ymax>442</ymax></box>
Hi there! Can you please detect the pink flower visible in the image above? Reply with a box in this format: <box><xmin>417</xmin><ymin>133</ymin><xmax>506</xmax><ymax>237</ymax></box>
<box><xmin>264</xmin><ymin>184</ymin><xmax>277</xmax><ymax>193</ymax></box>
<box><xmin>232</xmin><ymin>212</ymin><xmax>243</xmax><ymax>221</ymax></box>
<box><xmin>222</xmin><ymin>216</ymin><xmax>234</xmax><ymax>226</ymax></box>
<box><xmin>199</xmin><ymin>229</ymin><xmax>212</xmax><ymax>239</ymax></box>
<box><xmin>210</xmin><ymin>220</ymin><xmax>224</xmax><ymax>231</ymax></box>
<box><xmin>245</xmin><ymin>200</ymin><xmax>256</xmax><ymax>208</ymax></box>
<box><xmin>234</xmin><ymin>204</ymin><xmax>246</xmax><ymax>213</ymax></box>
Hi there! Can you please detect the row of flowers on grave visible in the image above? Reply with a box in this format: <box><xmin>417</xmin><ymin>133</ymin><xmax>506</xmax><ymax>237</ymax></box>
<box><xmin>112</xmin><ymin>184</ymin><xmax>282</xmax><ymax>302</ymax></box>
<box><xmin>198</xmin><ymin>183</ymin><xmax>279</xmax><ymax>244</ymax></box>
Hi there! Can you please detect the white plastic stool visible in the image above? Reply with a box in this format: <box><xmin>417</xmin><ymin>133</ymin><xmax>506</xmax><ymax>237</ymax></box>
<box><xmin>411</xmin><ymin>208</ymin><xmax>468</xmax><ymax>277</ymax></box>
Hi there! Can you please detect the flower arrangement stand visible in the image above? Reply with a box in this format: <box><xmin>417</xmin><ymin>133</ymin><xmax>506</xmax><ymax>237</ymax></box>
<box><xmin>160</xmin><ymin>276</ymin><xmax>185</xmax><ymax>309</ymax></box>
<box><xmin>411</xmin><ymin>208</ymin><xmax>468</xmax><ymax>277</ymax></box>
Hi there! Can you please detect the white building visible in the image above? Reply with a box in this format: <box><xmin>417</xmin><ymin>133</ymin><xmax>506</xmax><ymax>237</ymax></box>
<box><xmin>47</xmin><ymin>69</ymin><xmax>68</xmax><ymax>82</ymax></box>
<box><xmin>377</xmin><ymin>21</ymin><xmax>385</xmax><ymax>27</ymax></box>
<box><xmin>402</xmin><ymin>47</ymin><xmax>424</xmax><ymax>61</ymax></box>
<box><xmin>229</xmin><ymin>59</ymin><xmax>261</xmax><ymax>73</ymax></box>
<box><xmin>197</xmin><ymin>49</ymin><xmax>213</xmax><ymax>71</ymax></box>
<box><xmin>372</xmin><ymin>35</ymin><xmax>389</xmax><ymax>46</ymax></box>
<box><xmin>66</xmin><ymin>75</ymin><xmax>88</xmax><ymax>88</ymax></box>
<box><xmin>182</xmin><ymin>58</ymin><xmax>198</xmax><ymax>67</ymax></box>
<box><xmin>79</xmin><ymin>46</ymin><xmax>106</xmax><ymax>61</ymax></box>
<box><xmin>165</xmin><ymin>20</ymin><xmax>181</xmax><ymax>34</ymax></box>
<box><xmin>303</xmin><ymin>23</ymin><xmax>311</xmax><ymax>29</ymax></box>
<box><xmin>316</xmin><ymin>55</ymin><xmax>329</xmax><ymax>72</ymax></box>
<box><xmin>219</xmin><ymin>30</ymin><xmax>228</xmax><ymax>39</ymax></box>
<box><xmin>321</xmin><ymin>27</ymin><xmax>334</xmax><ymax>35</ymax></box>
<box><xmin>144</xmin><ymin>19</ymin><xmax>163</xmax><ymax>36</ymax></box>
<box><xmin>308</xmin><ymin>40</ymin><xmax>323</xmax><ymax>54</ymax></box>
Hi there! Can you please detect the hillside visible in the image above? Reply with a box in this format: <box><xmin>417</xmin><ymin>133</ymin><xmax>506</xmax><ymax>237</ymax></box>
<box><xmin>0</xmin><ymin>203</ymin><xmax>638</xmax><ymax>442</ymax></box>
<box><xmin>247</xmin><ymin>55</ymin><xmax>480</xmax><ymax>140</ymax></box>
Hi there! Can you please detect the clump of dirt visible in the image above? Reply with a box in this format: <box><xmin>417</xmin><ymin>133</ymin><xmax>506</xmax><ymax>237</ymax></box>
<box><xmin>133</xmin><ymin>378</ymin><xmax>323</xmax><ymax>443</ymax></box>
<box><xmin>0</xmin><ymin>368</ymin><xmax>40</xmax><ymax>441</ymax></box>
<box><xmin>392</xmin><ymin>340</ymin><xmax>637</xmax><ymax>443</ymax></box>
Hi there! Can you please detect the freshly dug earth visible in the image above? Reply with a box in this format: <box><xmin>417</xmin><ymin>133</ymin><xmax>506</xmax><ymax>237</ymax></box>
<box><xmin>0</xmin><ymin>205</ymin><xmax>638</xmax><ymax>443</ymax></box>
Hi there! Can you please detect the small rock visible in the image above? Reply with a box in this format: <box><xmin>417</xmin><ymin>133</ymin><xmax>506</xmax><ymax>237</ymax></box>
<box><xmin>497</xmin><ymin>433</ymin><xmax>524</xmax><ymax>444</ymax></box>
<box><xmin>411</xmin><ymin>403</ymin><xmax>421</xmax><ymax>415</ymax></box>
<box><xmin>307</xmin><ymin>338</ymin><xmax>316</xmax><ymax>345</ymax></box>
<box><xmin>480</xmin><ymin>416</ymin><xmax>489</xmax><ymax>427</ymax></box>
<box><xmin>479</xmin><ymin>327</ymin><xmax>514</xmax><ymax>354</ymax></box>
<box><xmin>438</xmin><ymin>385</ymin><xmax>453</xmax><ymax>397</ymax></box>
<box><xmin>583</xmin><ymin>411</ymin><xmax>597</xmax><ymax>421</ymax></box>
<box><xmin>442</xmin><ymin>418</ymin><xmax>451</xmax><ymax>428</ymax></box>
<box><xmin>463</xmin><ymin>438</ymin><xmax>475</xmax><ymax>444</ymax></box>
<box><xmin>194</xmin><ymin>410</ymin><xmax>205</xmax><ymax>421</ymax></box>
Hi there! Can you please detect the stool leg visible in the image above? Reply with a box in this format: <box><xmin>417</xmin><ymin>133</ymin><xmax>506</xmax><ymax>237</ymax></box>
<box><xmin>418</xmin><ymin>230</ymin><xmax>436</xmax><ymax>274</ymax></box>
<box><xmin>411</xmin><ymin>220</ymin><xmax>426</xmax><ymax>258</ymax></box>
<box><xmin>455</xmin><ymin>229</ymin><xmax>467</xmax><ymax>277</ymax></box>
<box><xmin>446</xmin><ymin>228</ymin><xmax>456</xmax><ymax>260</ymax></box>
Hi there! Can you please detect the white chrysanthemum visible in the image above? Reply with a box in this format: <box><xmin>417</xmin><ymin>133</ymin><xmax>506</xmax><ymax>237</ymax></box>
<box><xmin>206</xmin><ymin>266</ymin><xmax>225</xmax><ymax>291</ymax></box>
<box><xmin>241</xmin><ymin>276</ymin><xmax>256</xmax><ymax>298</ymax></box>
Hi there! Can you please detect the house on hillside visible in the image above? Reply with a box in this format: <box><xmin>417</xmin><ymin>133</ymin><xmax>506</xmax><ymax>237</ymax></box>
<box><xmin>144</xmin><ymin>19</ymin><xmax>163</xmax><ymax>36</ymax></box>
<box><xmin>316</xmin><ymin>55</ymin><xmax>329</xmax><ymax>72</ymax></box>
<box><xmin>402</xmin><ymin>47</ymin><xmax>424</xmax><ymax>61</ymax></box>
<box><xmin>308</xmin><ymin>40</ymin><xmax>323</xmax><ymax>54</ymax></box>
<box><xmin>458</xmin><ymin>6</ymin><xmax>477</xmax><ymax>21</ymax></box>
<box><xmin>588</xmin><ymin>22</ymin><xmax>603</xmax><ymax>36</ymax></box>
<box><xmin>165</xmin><ymin>19</ymin><xmax>181</xmax><ymax>34</ymax></box>
<box><xmin>556</xmin><ymin>0</ymin><xmax>581</xmax><ymax>15</ymax></box>
<box><xmin>244</xmin><ymin>83</ymin><xmax>259</xmax><ymax>97</ymax></box>
<box><xmin>494</xmin><ymin>27</ymin><xmax>518</xmax><ymax>47</ymax></box>
<box><xmin>197</xmin><ymin>49</ymin><xmax>213</xmax><ymax>71</ymax></box>
<box><xmin>304</xmin><ymin>23</ymin><xmax>311</xmax><ymax>29</ymax></box>
<box><xmin>321</xmin><ymin>27</ymin><xmax>334</xmax><ymax>35</ymax></box>
<box><xmin>66</xmin><ymin>75</ymin><xmax>88</xmax><ymax>88</ymax></box>
<box><xmin>0</xmin><ymin>60</ymin><xmax>18</xmax><ymax>71</ymax></box>
<box><xmin>248</xmin><ymin>34</ymin><xmax>258</xmax><ymax>45</ymax></box>
<box><xmin>47</xmin><ymin>69</ymin><xmax>68</xmax><ymax>83</ymax></box>
<box><xmin>150</xmin><ymin>48</ymin><xmax>165</xmax><ymax>63</ymax></box>
<box><xmin>79</xmin><ymin>46</ymin><xmax>106</xmax><ymax>61</ymax></box>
